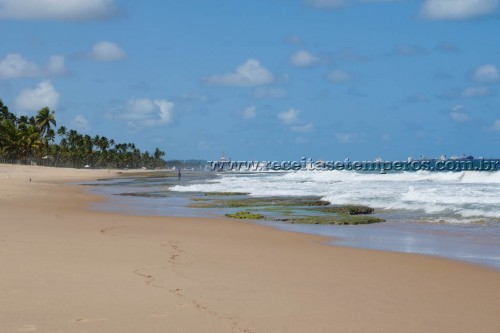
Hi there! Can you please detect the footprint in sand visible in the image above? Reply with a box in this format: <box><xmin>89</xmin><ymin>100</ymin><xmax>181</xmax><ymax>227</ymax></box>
<box><xmin>99</xmin><ymin>226</ymin><xmax>125</xmax><ymax>236</ymax></box>
<box><xmin>161</xmin><ymin>240</ymin><xmax>183</xmax><ymax>267</ymax></box>
<box><xmin>133</xmin><ymin>269</ymin><xmax>166</xmax><ymax>289</ymax></box>
<box><xmin>169</xmin><ymin>288</ymin><xmax>184</xmax><ymax>296</ymax></box>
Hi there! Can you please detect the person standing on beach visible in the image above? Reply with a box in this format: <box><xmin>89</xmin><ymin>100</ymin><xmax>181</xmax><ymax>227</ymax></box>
<box><xmin>178</xmin><ymin>169</ymin><xmax>181</xmax><ymax>181</ymax></box>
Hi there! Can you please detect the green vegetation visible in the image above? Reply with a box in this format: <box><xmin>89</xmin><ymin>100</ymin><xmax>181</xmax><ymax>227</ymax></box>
<box><xmin>0</xmin><ymin>100</ymin><xmax>166</xmax><ymax>168</ymax></box>
<box><xmin>290</xmin><ymin>215</ymin><xmax>385</xmax><ymax>225</ymax></box>
<box><xmin>225</xmin><ymin>211</ymin><xmax>265</xmax><ymax>220</ymax></box>
<box><xmin>189</xmin><ymin>196</ymin><xmax>329</xmax><ymax>208</ymax></box>
<box><xmin>224</xmin><ymin>209</ymin><xmax>385</xmax><ymax>225</ymax></box>
<box><xmin>319</xmin><ymin>205</ymin><xmax>375</xmax><ymax>215</ymax></box>
<box><xmin>199</xmin><ymin>196</ymin><xmax>386</xmax><ymax>225</ymax></box>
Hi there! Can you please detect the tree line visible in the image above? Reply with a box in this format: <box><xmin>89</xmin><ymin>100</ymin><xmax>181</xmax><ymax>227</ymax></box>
<box><xmin>0</xmin><ymin>100</ymin><xmax>166</xmax><ymax>169</ymax></box>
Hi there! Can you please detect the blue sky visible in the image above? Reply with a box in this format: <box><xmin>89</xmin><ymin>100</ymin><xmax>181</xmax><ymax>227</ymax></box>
<box><xmin>0</xmin><ymin>0</ymin><xmax>499</xmax><ymax>161</ymax></box>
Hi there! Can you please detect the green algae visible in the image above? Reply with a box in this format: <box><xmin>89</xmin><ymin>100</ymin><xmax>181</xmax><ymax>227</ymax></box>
<box><xmin>225</xmin><ymin>211</ymin><xmax>265</xmax><ymax>220</ymax></box>
<box><xmin>318</xmin><ymin>205</ymin><xmax>375</xmax><ymax>215</ymax></box>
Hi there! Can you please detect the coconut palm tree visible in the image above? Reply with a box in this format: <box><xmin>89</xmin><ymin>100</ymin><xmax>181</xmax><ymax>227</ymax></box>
<box><xmin>57</xmin><ymin>125</ymin><xmax>66</xmax><ymax>138</ymax></box>
<box><xmin>0</xmin><ymin>119</ymin><xmax>22</xmax><ymax>159</ymax></box>
<box><xmin>20</xmin><ymin>124</ymin><xmax>43</xmax><ymax>160</ymax></box>
<box><xmin>0</xmin><ymin>100</ymin><xmax>167</xmax><ymax>168</ymax></box>
<box><xmin>153</xmin><ymin>148</ymin><xmax>165</xmax><ymax>168</ymax></box>
<box><xmin>0</xmin><ymin>99</ymin><xmax>16</xmax><ymax>122</ymax></box>
<box><xmin>35</xmin><ymin>107</ymin><xmax>56</xmax><ymax>137</ymax></box>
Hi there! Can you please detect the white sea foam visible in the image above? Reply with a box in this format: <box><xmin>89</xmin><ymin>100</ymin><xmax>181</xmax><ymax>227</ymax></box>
<box><xmin>170</xmin><ymin>170</ymin><xmax>500</xmax><ymax>221</ymax></box>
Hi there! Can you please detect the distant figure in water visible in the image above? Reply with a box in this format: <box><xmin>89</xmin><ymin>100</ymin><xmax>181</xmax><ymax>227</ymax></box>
<box><xmin>178</xmin><ymin>169</ymin><xmax>181</xmax><ymax>181</ymax></box>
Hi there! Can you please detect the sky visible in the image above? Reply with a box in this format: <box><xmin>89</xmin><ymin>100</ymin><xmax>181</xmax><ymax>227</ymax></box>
<box><xmin>0</xmin><ymin>0</ymin><xmax>499</xmax><ymax>161</ymax></box>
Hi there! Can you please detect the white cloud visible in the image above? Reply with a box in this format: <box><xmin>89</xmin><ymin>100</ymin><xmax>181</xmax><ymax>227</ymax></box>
<box><xmin>451</xmin><ymin>104</ymin><xmax>465</xmax><ymax>112</ymax></box>
<box><xmin>462</xmin><ymin>86</ymin><xmax>491</xmax><ymax>98</ymax></box>
<box><xmin>420</xmin><ymin>0</ymin><xmax>499</xmax><ymax>20</ymax></box>
<box><xmin>47</xmin><ymin>55</ymin><xmax>66</xmax><ymax>75</ymax></box>
<box><xmin>278</xmin><ymin>108</ymin><xmax>315</xmax><ymax>132</ymax></box>
<box><xmin>291</xmin><ymin>122</ymin><xmax>314</xmax><ymax>133</ymax></box>
<box><xmin>205</xmin><ymin>59</ymin><xmax>274</xmax><ymax>87</ymax></box>
<box><xmin>278</xmin><ymin>108</ymin><xmax>300</xmax><ymax>125</ymax></box>
<box><xmin>439</xmin><ymin>87</ymin><xmax>493</xmax><ymax>99</ymax></box>
<box><xmin>304</xmin><ymin>0</ymin><xmax>347</xmax><ymax>8</ymax></box>
<box><xmin>71</xmin><ymin>114</ymin><xmax>90</xmax><ymax>131</ymax></box>
<box><xmin>289</xmin><ymin>50</ymin><xmax>319</xmax><ymax>67</ymax></box>
<box><xmin>14</xmin><ymin>80</ymin><xmax>60</xmax><ymax>112</ymax></box>
<box><xmin>0</xmin><ymin>54</ymin><xmax>37</xmax><ymax>79</ymax></box>
<box><xmin>242</xmin><ymin>106</ymin><xmax>256</xmax><ymax>119</ymax></box>
<box><xmin>450</xmin><ymin>111</ymin><xmax>469</xmax><ymax>122</ymax></box>
<box><xmin>473</xmin><ymin>64</ymin><xmax>500</xmax><ymax>83</ymax></box>
<box><xmin>326</xmin><ymin>69</ymin><xmax>355</xmax><ymax>83</ymax></box>
<box><xmin>252</xmin><ymin>87</ymin><xmax>287</xmax><ymax>99</ymax></box>
<box><xmin>0</xmin><ymin>0</ymin><xmax>119</xmax><ymax>21</ymax></box>
<box><xmin>493</xmin><ymin>119</ymin><xmax>500</xmax><ymax>131</ymax></box>
<box><xmin>119</xmin><ymin>98</ymin><xmax>173</xmax><ymax>128</ymax></box>
<box><xmin>91</xmin><ymin>41</ymin><xmax>127</xmax><ymax>61</ymax></box>
<box><xmin>0</xmin><ymin>53</ymin><xmax>66</xmax><ymax>79</ymax></box>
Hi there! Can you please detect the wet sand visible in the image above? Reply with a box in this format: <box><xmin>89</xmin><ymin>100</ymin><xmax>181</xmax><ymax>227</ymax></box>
<box><xmin>1</xmin><ymin>164</ymin><xmax>499</xmax><ymax>332</ymax></box>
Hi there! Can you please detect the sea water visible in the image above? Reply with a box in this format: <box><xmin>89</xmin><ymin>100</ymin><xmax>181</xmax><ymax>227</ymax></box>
<box><xmin>88</xmin><ymin>170</ymin><xmax>500</xmax><ymax>269</ymax></box>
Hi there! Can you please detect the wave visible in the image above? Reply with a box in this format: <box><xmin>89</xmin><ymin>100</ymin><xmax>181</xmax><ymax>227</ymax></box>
<box><xmin>170</xmin><ymin>170</ymin><xmax>500</xmax><ymax>221</ymax></box>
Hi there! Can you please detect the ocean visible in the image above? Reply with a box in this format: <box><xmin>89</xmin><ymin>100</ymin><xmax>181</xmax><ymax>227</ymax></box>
<box><xmin>87</xmin><ymin>170</ymin><xmax>500</xmax><ymax>269</ymax></box>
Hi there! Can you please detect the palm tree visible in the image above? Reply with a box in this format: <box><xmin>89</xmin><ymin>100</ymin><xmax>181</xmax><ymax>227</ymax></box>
<box><xmin>45</xmin><ymin>129</ymin><xmax>55</xmax><ymax>143</ymax></box>
<box><xmin>17</xmin><ymin>115</ymin><xmax>29</xmax><ymax>126</ymax></box>
<box><xmin>1</xmin><ymin>100</ymin><xmax>168</xmax><ymax>168</ymax></box>
<box><xmin>0</xmin><ymin>100</ymin><xmax>16</xmax><ymax>122</ymax></box>
<box><xmin>13</xmin><ymin>121</ymin><xmax>43</xmax><ymax>161</ymax></box>
<box><xmin>35</xmin><ymin>107</ymin><xmax>56</xmax><ymax>137</ymax></box>
<box><xmin>0</xmin><ymin>119</ymin><xmax>22</xmax><ymax>159</ymax></box>
<box><xmin>57</xmin><ymin>126</ymin><xmax>67</xmax><ymax>138</ymax></box>
<box><xmin>153</xmin><ymin>148</ymin><xmax>165</xmax><ymax>168</ymax></box>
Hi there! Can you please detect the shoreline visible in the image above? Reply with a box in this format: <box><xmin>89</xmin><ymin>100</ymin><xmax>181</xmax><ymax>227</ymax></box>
<box><xmin>1</xmin><ymin>164</ymin><xmax>499</xmax><ymax>332</ymax></box>
<box><xmin>88</xmin><ymin>171</ymin><xmax>500</xmax><ymax>270</ymax></box>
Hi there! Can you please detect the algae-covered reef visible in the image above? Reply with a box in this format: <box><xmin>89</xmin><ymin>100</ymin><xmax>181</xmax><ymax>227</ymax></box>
<box><xmin>192</xmin><ymin>194</ymin><xmax>385</xmax><ymax>225</ymax></box>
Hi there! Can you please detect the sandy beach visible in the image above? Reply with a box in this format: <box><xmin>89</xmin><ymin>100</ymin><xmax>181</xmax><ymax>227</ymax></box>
<box><xmin>0</xmin><ymin>164</ymin><xmax>499</xmax><ymax>333</ymax></box>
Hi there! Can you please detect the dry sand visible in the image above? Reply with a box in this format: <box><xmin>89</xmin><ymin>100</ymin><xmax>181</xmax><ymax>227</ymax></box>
<box><xmin>0</xmin><ymin>164</ymin><xmax>499</xmax><ymax>332</ymax></box>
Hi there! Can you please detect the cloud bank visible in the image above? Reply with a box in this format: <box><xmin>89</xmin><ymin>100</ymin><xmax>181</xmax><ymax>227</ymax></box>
<box><xmin>0</xmin><ymin>0</ymin><xmax>120</xmax><ymax>21</ymax></box>
<box><xmin>91</xmin><ymin>41</ymin><xmax>127</xmax><ymax>62</ymax></box>
<box><xmin>289</xmin><ymin>50</ymin><xmax>320</xmax><ymax>67</ymax></box>
<box><xmin>420</xmin><ymin>0</ymin><xmax>499</xmax><ymax>20</ymax></box>
<box><xmin>118</xmin><ymin>98</ymin><xmax>174</xmax><ymax>128</ymax></box>
<box><xmin>205</xmin><ymin>59</ymin><xmax>274</xmax><ymax>87</ymax></box>
<box><xmin>473</xmin><ymin>64</ymin><xmax>499</xmax><ymax>83</ymax></box>
<box><xmin>0</xmin><ymin>54</ymin><xmax>66</xmax><ymax>80</ymax></box>
<box><xmin>14</xmin><ymin>80</ymin><xmax>60</xmax><ymax>112</ymax></box>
